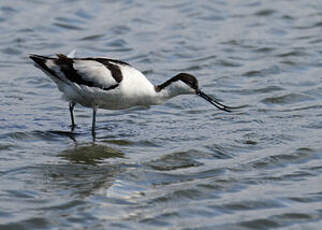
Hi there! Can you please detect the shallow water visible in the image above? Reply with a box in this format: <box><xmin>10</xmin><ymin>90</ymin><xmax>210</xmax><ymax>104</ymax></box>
<box><xmin>1</xmin><ymin>0</ymin><xmax>322</xmax><ymax>229</ymax></box>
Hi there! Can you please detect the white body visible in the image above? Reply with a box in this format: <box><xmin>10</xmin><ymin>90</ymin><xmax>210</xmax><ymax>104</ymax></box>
<box><xmin>33</xmin><ymin>57</ymin><xmax>190</xmax><ymax>110</ymax></box>
<box><xmin>61</xmin><ymin>64</ymin><xmax>164</xmax><ymax>110</ymax></box>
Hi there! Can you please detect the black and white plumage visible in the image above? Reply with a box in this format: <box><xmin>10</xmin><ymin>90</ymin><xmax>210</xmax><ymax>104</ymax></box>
<box><xmin>29</xmin><ymin>53</ymin><xmax>232</xmax><ymax>136</ymax></box>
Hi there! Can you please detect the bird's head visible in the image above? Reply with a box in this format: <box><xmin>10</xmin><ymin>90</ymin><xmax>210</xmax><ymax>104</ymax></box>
<box><xmin>156</xmin><ymin>73</ymin><xmax>232</xmax><ymax>112</ymax></box>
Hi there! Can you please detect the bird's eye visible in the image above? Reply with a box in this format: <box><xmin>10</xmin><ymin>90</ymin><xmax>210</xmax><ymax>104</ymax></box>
<box><xmin>184</xmin><ymin>80</ymin><xmax>193</xmax><ymax>87</ymax></box>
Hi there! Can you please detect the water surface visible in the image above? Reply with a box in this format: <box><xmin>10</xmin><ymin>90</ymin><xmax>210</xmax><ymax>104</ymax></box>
<box><xmin>1</xmin><ymin>0</ymin><xmax>322</xmax><ymax>229</ymax></box>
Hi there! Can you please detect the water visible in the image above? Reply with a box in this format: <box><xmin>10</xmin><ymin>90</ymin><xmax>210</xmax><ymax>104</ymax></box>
<box><xmin>1</xmin><ymin>0</ymin><xmax>322</xmax><ymax>229</ymax></box>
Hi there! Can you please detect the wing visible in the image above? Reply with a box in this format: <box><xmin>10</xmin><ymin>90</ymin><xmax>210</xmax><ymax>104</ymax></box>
<box><xmin>30</xmin><ymin>54</ymin><xmax>129</xmax><ymax>91</ymax></box>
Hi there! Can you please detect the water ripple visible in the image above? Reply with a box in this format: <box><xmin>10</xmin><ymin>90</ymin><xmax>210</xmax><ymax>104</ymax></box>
<box><xmin>1</xmin><ymin>0</ymin><xmax>322</xmax><ymax>229</ymax></box>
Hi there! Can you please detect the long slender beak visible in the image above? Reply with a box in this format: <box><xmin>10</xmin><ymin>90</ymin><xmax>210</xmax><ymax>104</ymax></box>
<box><xmin>197</xmin><ymin>90</ymin><xmax>232</xmax><ymax>112</ymax></box>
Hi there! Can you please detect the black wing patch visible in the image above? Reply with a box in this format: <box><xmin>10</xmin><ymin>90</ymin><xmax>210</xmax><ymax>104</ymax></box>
<box><xmin>83</xmin><ymin>58</ymin><xmax>124</xmax><ymax>83</ymax></box>
<box><xmin>55</xmin><ymin>54</ymin><xmax>122</xmax><ymax>90</ymax></box>
<box><xmin>82</xmin><ymin>58</ymin><xmax>131</xmax><ymax>83</ymax></box>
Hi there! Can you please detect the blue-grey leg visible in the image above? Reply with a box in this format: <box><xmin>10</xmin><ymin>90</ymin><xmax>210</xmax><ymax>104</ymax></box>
<box><xmin>69</xmin><ymin>102</ymin><xmax>76</xmax><ymax>129</ymax></box>
<box><xmin>91</xmin><ymin>107</ymin><xmax>97</xmax><ymax>139</ymax></box>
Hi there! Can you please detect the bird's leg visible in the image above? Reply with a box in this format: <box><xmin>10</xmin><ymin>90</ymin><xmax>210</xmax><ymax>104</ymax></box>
<box><xmin>91</xmin><ymin>107</ymin><xmax>97</xmax><ymax>140</ymax></box>
<box><xmin>69</xmin><ymin>102</ymin><xmax>76</xmax><ymax>130</ymax></box>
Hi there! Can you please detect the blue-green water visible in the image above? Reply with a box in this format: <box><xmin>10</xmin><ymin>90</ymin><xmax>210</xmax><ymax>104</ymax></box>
<box><xmin>1</xmin><ymin>0</ymin><xmax>322</xmax><ymax>229</ymax></box>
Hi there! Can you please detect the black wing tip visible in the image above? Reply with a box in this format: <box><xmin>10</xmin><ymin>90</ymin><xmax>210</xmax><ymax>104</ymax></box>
<box><xmin>29</xmin><ymin>54</ymin><xmax>48</xmax><ymax>59</ymax></box>
<box><xmin>29</xmin><ymin>54</ymin><xmax>46</xmax><ymax>65</ymax></box>
<box><xmin>29</xmin><ymin>54</ymin><xmax>54</xmax><ymax>64</ymax></box>
<box><xmin>29</xmin><ymin>54</ymin><xmax>40</xmax><ymax>60</ymax></box>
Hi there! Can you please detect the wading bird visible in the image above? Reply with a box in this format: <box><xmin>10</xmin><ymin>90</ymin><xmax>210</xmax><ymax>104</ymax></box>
<box><xmin>30</xmin><ymin>53</ymin><xmax>232</xmax><ymax>137</ymax></box>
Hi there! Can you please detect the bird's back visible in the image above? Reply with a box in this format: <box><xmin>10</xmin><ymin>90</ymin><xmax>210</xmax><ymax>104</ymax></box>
<box><xmin>30</xmin><ymin>54</ymin><xmax>157</xmax><ymax>109</ymax></box>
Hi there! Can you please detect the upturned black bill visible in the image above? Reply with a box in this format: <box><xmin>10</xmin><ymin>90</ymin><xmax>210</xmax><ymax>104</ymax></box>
<box><xmin>197</xmin><ymin>91</ymin><xmax>232</xmax><ymax>112</ymax></box>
